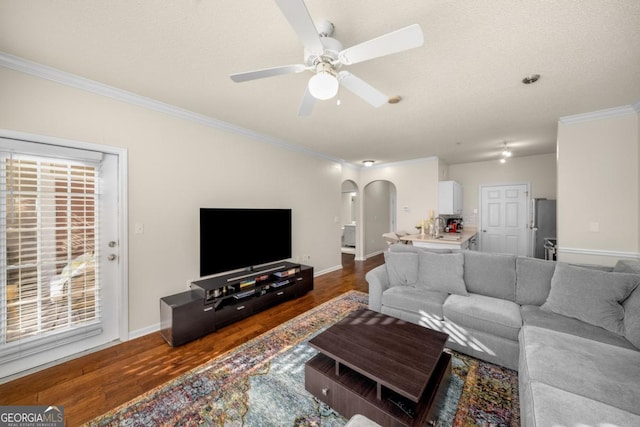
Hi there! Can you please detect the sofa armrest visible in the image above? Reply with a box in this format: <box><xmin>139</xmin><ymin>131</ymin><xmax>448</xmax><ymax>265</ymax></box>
<box><xmin>365</xmin><ymin>264</ymin><xmax>390</xmax><ymax>312</ymax></box>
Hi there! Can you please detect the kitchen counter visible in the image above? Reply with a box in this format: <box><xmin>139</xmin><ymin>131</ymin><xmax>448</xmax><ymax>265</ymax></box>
<box><xmin>400</xmin><ymin>228</ymin><xmax>478</xmax><ymax>249</ymax></box>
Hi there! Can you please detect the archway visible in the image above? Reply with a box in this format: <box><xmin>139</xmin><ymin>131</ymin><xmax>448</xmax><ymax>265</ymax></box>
<box><xmin>340</xmin><ymin>180</ymin><xmax>358</xmax><ymax>256</ymax></box>
<box><xmin>363</xmin><ymin>180</ymin><xmax>397</xmax><ymax>258</ymax></box>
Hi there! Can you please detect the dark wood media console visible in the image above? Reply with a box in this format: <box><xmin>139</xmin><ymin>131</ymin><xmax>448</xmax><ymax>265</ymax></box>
<box><xmin>160</xmin><ymin>261</ymin><xmax>313</xmax><ymax>346</ymax></box>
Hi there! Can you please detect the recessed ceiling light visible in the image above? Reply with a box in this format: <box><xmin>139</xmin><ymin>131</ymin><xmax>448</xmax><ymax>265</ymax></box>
<box><xmin>363</xmin><ymin>160</ymin><xmax>375</xmax><ymax>167</ymax></box>
<box><xmin>522</xmin><ymin>74</ymin><xmax>541</xmax><ymax>85</ymax></box>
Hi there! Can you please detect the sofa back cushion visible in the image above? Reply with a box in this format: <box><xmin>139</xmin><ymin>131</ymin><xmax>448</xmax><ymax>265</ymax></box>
<box><xmin>623</xmin><ymin>285</ymin><xmax>640</xmax><ymax>349</ymax></box>
<box><xmin>417</xmin><ymin>251</ymin><xmax>468</xmax><ymax>296</ymax></box>
<box><xmin>384</xmin><ymin>251</ymin><xmax>418</xmax><ymax>287</ymax></box>
<box><xmin>515</xmin><ymin>256</ymin><xmax>557</xmax><ymax>305</ymax></box>
<box><xmin>462</xmin><ymin>251</ymin><xmax>517</xmax><ymax>301</ymax></box>
<box><xmin>613</xmin><ymin>259</ymin><xmax>640</xmax><ymax>275</ymax></box>
<box><xmin>541</xmin><ymin>263</ymin><xmax>640</xmax><ymax>336</ymax></box>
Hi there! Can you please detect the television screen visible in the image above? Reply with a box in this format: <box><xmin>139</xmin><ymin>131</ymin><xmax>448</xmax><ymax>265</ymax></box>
<box><xmin>200</xmin><ymin>208</ymin><xmax>292</xmax><ymax>277</ymax></box>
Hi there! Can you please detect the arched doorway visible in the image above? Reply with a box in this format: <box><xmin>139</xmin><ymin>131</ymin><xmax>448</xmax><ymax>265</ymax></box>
<box><xmin>341</xmin><ymin>180</ymin><xmax>358</xmax><ymax>256</ymax></box>
<box><xmin>363</xmin><ymin>180</ymin><xmax>397</xmax><ymax>258</ymax></box>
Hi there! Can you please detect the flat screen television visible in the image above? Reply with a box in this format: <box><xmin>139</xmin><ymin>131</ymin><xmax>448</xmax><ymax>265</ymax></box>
<box><xmin>200</xmin><ymin>208</ymin><xmax>292</xmax><ymax>277</ymax></box>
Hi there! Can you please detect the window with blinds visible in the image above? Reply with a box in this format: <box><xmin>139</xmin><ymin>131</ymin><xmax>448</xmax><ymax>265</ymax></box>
<box><xmin>1</xmin><ymin>153</ymin><xmax>100</xmax><ymax>352</ymax></box>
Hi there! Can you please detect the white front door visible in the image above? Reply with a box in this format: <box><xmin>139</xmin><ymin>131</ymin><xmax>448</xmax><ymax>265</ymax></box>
<box><xmin>1</xmin><ymin>136</ymin><xmax>124</xmax><ymax>379</ymax></box>
<box><xmin>480</xmin><ymin>183</ymin><xmax>529</xmax><ymax>255</ymax></box>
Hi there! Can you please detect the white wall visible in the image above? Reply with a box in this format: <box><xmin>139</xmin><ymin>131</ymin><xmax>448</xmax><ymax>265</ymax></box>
<box><xmin>361</xmin><ymin>157</ymin><xmax>440</xmax><ymax>233</ymax></box>
<box><xmin>557</xmin><ymin>107</ymin><xmax>640</xmax><ymax>265</ymax></box>
<box><xmin>448</xmin><ymin>153</ymin><xmax>557</xmax><ymax>226</ymax></box>
<box><xmin>341</xmin><ymin>158</ymin><xmax>440</xmax><ymax>259</ymax></box>
<box><xmin>0</xmin><ymin>67</ymin><xmax>343</xmax><ymax>335</ymax></box>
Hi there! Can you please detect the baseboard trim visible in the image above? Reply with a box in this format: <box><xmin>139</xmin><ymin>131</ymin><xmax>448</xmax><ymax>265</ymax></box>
<box><xmin>128</xmin><ymin>323</ymin><xmax>161</xmax><ymax>340</ymax></box>
<box><xmin>314</xmin><ymin>264</ymin><xmax>343</xmax><ymax>276</ymax></box>
<box><xmin>364</xmin><ymin>250</ymin><xmax>385</xmax><ymax>259</ymax></box>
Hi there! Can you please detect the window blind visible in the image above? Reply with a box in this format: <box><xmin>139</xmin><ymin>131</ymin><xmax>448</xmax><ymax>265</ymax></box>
<box><xmin>1</xmin><ymin>152</ymin><xmax>102</xmax><ymax>361</ymax></box>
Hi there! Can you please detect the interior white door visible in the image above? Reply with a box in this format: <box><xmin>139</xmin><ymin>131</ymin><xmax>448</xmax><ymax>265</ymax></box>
<box><xmin>480</xmin><ymin>184</ymin><xmax>529</xmax><ymax>255</ymax></box>
<box><xmin>0</xmin><ymin>138</ymin><xmax>123</xmax><ymax>379</ymax></box>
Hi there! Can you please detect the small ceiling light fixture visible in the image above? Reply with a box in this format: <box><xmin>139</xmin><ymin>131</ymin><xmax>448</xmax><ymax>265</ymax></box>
<box><xmin>499</xmin><ymin>142</ymin><xmax>512</xmax><ymax>164</ymax></box>
<box><xmin>501</xmin><ymin>142</ymin><xmax>512</xmax><ymax>158</ymax></box>
<box><xmin>388</xmin><ymin>95</ymin><xmax>402</xmax><ymax>104</ymax></box>
<box><xmin>363</xmin><ymin>160</ymin><xmax>375</xmax><ymax>167</ymax></box>
<box><xmin>522</xmin><ymin>74</ymin><xmax>541</xmax><ymax>85</ymax></box>
<box><xmin>308</xmin><ymin>63</ymin><xmax>339</xmax><ymax>100</ymax></box>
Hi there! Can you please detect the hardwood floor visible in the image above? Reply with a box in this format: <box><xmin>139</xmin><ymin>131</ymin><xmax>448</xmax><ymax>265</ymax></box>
<box><xmin>0</xmin><ymin>253</ymin><xmax>384</xmax><ymax>426</ymax></box>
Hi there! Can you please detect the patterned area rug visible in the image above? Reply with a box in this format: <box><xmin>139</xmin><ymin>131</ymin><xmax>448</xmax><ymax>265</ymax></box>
<box><xmin>86</xmin><ymin>291</ymin><xmax>519</xmax><ymax>426</ymax></box>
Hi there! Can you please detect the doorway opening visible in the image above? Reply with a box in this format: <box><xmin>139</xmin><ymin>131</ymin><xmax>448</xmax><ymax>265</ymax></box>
<box><xmin>363</xmin><ymin>180</ymin><xmax>397</xmax><ymax>258</ymax></box>
<box><xmin>341</xmin><ymin>180</ymin><xmax>358</xmax><ymax>255</ymax></box>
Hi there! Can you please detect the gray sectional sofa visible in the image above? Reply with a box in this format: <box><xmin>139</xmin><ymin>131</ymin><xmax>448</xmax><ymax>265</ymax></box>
<box><xmin>365</xmin><ymin>244</ymin><xmax>640</xmax><ymax>426</ymax></box>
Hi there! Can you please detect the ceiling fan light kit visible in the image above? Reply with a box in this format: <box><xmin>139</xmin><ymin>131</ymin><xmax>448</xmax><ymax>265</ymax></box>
<box><xmin>230</xmin><ymin>0</ymin><xmax>424</xmax><ymax>115</ymax></box>
<box><xmin>308</xmin><ymin>63</ymin><xmax>339</xmax><ymax>100</ymax></box>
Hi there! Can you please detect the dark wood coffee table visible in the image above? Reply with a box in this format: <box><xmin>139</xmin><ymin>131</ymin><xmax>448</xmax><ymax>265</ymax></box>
<box><xmin>305</xmin><ymin>309</ymin><xmax>451</xmax><ymax>427</ymax></box>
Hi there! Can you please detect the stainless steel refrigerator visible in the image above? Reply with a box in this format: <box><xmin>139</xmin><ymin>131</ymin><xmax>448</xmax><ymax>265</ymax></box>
<box><xmin>530</xmin><ymin>199</ymin><xmax>556</xmax><ymax>259</ymax></box>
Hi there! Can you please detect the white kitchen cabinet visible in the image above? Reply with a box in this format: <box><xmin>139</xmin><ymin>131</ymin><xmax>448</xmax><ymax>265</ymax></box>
<box><xmin>438</xmin><ymin>180</ymin><xmax>463</xmax><ymax>215</ymax></box>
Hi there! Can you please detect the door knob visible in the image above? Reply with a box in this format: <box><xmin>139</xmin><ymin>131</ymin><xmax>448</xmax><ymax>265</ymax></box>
<box><xmin>108</xmin><ymin>241</ymin><xmax>117</xmax><ymax>247</ymax></box>
<box><xmin>107</xmin><ymin>254</ymin><xmax>117</xmax><ymax>261</ymax></box>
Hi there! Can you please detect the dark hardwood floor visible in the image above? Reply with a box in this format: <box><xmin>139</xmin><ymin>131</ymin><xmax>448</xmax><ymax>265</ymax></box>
<box><xmin>0</xmin><ymin>253</ymin><xmax>384</xmax><ymax>426</ymax></box>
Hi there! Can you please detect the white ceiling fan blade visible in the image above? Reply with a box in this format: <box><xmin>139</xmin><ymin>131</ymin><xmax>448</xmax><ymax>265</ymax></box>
<box><xmin>338</xmin><ymin>71</ymin><xmax>388</xmax><ymax>107</ymax></box>
<box><xmin>298</xmin><ymin>86</ymin><xmax>316</xmax><ymax>116</ymax></box>
<box><xmin>338</xmin><ymin>24</ymin><xmax>424</xmax><ymax>65</ymax></box>
<box><xmin>274</xmin><ymin>0</ymin><xmax>324</xmax><ymax>54</ymax></box>
<box><xmin>230</xmin><ymin>64</ymin><xmax>306</xmax><ymax>82</ymax></box>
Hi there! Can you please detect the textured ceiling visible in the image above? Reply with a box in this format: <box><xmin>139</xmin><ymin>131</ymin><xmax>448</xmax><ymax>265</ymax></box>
<box><xmin>1</xmin><ymin>0</ymin><xmax>640</xmax><ymax>165</ymax></box>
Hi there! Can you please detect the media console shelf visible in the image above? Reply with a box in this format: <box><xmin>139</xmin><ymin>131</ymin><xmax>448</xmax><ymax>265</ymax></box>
<box><xmin>160</xmin><ymin>261</ymin><xmax>313</xmax><ymax>346</ymax></box>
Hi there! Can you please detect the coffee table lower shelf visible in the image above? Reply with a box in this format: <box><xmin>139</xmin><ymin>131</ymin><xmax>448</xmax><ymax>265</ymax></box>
<box><xmin>305</xmin><ymin>352</ymin><xmax>451</xmax><ymax>427</ymax></box>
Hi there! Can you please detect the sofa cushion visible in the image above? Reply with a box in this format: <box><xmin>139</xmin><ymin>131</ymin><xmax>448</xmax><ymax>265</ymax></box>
<box><xmin>541</xmin><ymin>263</ymin><xmax>640</xmax><ymax>335</ymax></box>
<box><xmin>515</xmin><ymin>256</ymin><xmax>556</xmax><ymax>305</ymax></box>
<box><xmin>519</xmin><ymin>325</ymin><xmax>640</xmax><ymax>415</ymax></box>
<box><xmin>524</xmin><ymin>382</ymin><xmax>640</xmax><ymax>427</ymax></box>
<box><xmin>461</xmin><ymin>251</ymin><xmax>516</xmax><ymax>301</ymax></box>
<box><xmin>384</xmin><ymin>251</ymin><xmax>418</xmax><ymax>287</ymax></box>
<box><xmin>613</xmin><ymin>259</ymin><xmax>640</xmax><ymax>275</ymax></box>
<box><xmin>382</xmin><ymin>286</ymin><xmax>448</xmax><ymax>320</ymax></box>
<box><xmin>623</xmin><ymin>285</ymin><xmax>640</xmax><ymax>350</ymax></box>
<box><xmin>443</xmin><ymin>293</ymin><xmax>522</xmax><ymax>341</ymax></box>
<box><xmin>612</xmin><ymin>260</ymin><xmax>640</xmax><ymax>348</ymax></box>
<box><xmin>520</xmin><ymin>305</ymin><xmax>636</xmax><ymax>350</ymax></box>
<box><xmin>417</xmin><ymin>251</ymin><xmax>468</xmax><ymax>296</ymax></box>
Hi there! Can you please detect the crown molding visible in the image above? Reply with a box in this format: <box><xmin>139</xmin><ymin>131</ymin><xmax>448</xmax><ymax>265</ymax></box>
<box><xmin>0</xmin><ymin>51</ymin><xmax>345</xmax><ymax>165</ymax></box>
<box><xmin>558</xmin><ymin>104</ymin><xmax>639</xmax><ymax>125</ymax></box>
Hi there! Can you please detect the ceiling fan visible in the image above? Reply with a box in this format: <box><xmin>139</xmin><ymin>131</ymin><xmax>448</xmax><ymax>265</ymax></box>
<box><xmin>230</xmin><ymin>0</ymin><xmax>424</xmax><ymax>116</ymax></box>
